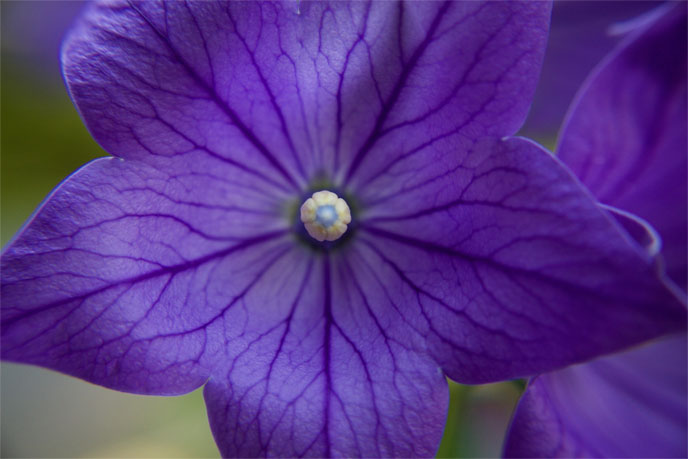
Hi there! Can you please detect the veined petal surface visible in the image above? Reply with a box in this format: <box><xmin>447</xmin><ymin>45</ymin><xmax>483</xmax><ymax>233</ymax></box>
<box><xmin>203</xmin><ymin>253</ymin><xmax>448</xmax><ymax>457</ymax></box>
<box><xmin>558</xmin><ymin>3</ymin><xmax>687</xmax><ymax>287</ymax></box>
<box><xmin>360</xmin><ymin>136</ymin><xmax>685</xmax><ymax>383</ymax></box>
<box><xmin>1</xmin><ymin>157</ymin><xmax>289</xmax><ymax>394</ymax></box>
<box><xmin>62</xmin><ymin>0</ymin><xmax>550</xmax><ymax>189</ymax></box>
<box><xmin>503</xmin><ymin>335</ymin><xmax>687</xmax><ymax>458</ymax></box>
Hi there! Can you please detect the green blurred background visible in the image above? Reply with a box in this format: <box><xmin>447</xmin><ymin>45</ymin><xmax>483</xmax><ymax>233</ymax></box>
<box><xmin>0</xmin><ymin>1</ymin><xmax>523</xmax><ymax>457</ymax></box>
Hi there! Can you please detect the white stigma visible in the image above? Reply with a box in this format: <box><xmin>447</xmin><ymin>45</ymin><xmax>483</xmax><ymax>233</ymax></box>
<box><xmin>300</xmin><ymin>190</ymin><xmax>352</xmax><ymax>242</ymax></box>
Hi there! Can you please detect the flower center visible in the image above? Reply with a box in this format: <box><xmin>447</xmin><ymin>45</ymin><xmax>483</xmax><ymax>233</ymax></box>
<box><xmin>300</xmin><ymin>190</ymin><xmax>351</xmax><ymax>242</ymax></box>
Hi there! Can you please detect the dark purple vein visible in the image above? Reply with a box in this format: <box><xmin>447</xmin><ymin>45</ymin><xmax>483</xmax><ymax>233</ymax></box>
<box><xmin>359</xmin><ymin>224</ymin><xmax>668</xmax><ymax>306</ymax></box>
<box><xmin>322</xmin><ymin>253</ymin><xmax>333</xmax><ymax>457</ymax></box>
<box><xmin>342</xmin><ymin>1</ymin><xmax>451</xmax><ymax>185</ymax></box>
<box><xmin>126</xmin><ymin>1</ymin><xmax>300</xmax><ymax>191</ymax></box>
<box><xmin>226</xmin><ymin>5</ymin><xmax>307</xmax><ymax>182</ymax></box>
<box><xmin>2</xmin><ymin>230</ymin><xmax>288</xmax><ymax>329</ymax></box>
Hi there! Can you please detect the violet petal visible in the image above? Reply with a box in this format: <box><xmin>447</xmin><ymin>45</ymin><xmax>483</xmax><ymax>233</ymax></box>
<box><xmin>360</xmin><ymin>136</ymin><xmax>685</xmax><ymax>384</ymax></box>
<box><xmin>599</xmin><ymin>203</ymin><xmax>661</xmax><ymax>259</ymax></box>
<box><xmin>503</xmin><ymin>335</ymin><xmax>687</xmax><ymax>458</ymax></box>
<box><xmin>203</xmin><ymin>254</ymin><xmax>448</xmax><ymax>456</ymax></box>
<box><xmin>61</xmin><ymin>1</ymin><xmax>550</xmax><ymax>190</ymax></box>
<box><xmin>521</xmin><ymin>0</ymin><xmax>657</xmax><ymax>136</ymax></box>
<box><xmin>557</xmin><ymin>3</ymin><xmax>687</xmax><ymax>288</ymax></box>
<box><xmin>1</xmin><ymin>157</ymin><xmax>289</xmax><ymax>394</ymax></box>
<box><xmin>504</xmin><ymin>6</ymin><xmax>688</xmax><ymax>457</ymax></box>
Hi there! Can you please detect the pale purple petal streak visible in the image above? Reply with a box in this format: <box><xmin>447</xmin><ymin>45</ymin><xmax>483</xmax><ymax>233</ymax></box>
<box><xmin>504</xmin><ymin>335</ymin><xmax>687</xmax><ymax>458</ymax></box>
<box><xmin>557</xmin><ymin>4</ymin><xmax>687</xmax><ymax>287</ymax></box>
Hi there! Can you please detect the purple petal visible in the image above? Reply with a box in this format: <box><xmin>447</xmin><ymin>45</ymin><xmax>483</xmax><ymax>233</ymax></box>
<box><xmin>557</xmin><ymin>4</ymin><xmax>687</xmax><ymax>288</ymax></box>
<box><xmin>203</xmin><ymin>254</ymin><xmax>448</xmax><ymax>456</ymax></box>
<box><xmin>520</xmin><ymin>1</ymin><xmax>657</xmax><ymax>136</ymax></box>
<box><xmin>359</xmin><ymin>136</ymin><xmax>685</xmax><ymax>383</ymax></box>
<box><xmin>1</xmin><ymin>157</ymin><xmax>289</xmax><ymax>394</ymax></box>
<box><xmin>600</xmin><ymin>203</ymin><xmax>661</xmax><ymax>259</ymax></box>
<box><xmin>504</xmin><ymin>334</ymin><xmax>688</xmax><ymax>458</ymax></box>
<box><xmin>62</xmin><ymin>1</ymin><xmax>550</xmax><ymax>189</ymax></box>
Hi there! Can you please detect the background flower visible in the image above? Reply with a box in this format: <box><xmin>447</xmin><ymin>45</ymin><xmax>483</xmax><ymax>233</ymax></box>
<box><xmin>504</xmin><ymin>4</ymin><xmax>687</xmax><ymax>456</ymax></box>
<box><xmin>519</xmin><ymin>0</ymin><xmax>657</xmax><ymax>139</ymax></box>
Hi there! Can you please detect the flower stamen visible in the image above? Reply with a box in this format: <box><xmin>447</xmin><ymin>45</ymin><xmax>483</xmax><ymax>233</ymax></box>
<box><xmin>300</xmin><ymin>190</ymin><xmax>351</xmax><ymax>242</ymax></box>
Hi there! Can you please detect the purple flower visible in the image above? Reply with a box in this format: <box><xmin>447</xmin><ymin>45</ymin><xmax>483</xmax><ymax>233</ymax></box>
<box><xmin>520</xmin><ymin>0</ymin><xmax>657</xmax><ymax>137</ymax></box>
<box><xmin>1</xmin><ymin>1</ymin><xmax>684</xmax><ymax>456</ymax></box>
<box><xmin>504</xmin><ymin>4</ymin><xmax>687</xmax><ymax>457</ymax></box>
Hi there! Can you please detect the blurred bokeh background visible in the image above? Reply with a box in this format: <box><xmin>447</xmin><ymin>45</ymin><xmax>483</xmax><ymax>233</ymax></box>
<box><xmin>0</xmin><ymin>1</ymin><xmax>657</xmax><ymax>457</ymax></box>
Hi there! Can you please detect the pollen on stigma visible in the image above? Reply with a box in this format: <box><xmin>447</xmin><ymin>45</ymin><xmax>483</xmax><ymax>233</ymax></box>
<box><xmin>300</xmin><ymin>190</ymin><xmax>351</xmax><ymax>242</ymax></box>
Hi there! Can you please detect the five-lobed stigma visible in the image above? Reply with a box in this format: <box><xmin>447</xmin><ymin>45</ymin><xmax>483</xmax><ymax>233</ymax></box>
<box><xmin>300</xmin><ymin>190</ymin><xmax>351</xmax><ymax>242</ymax></box>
